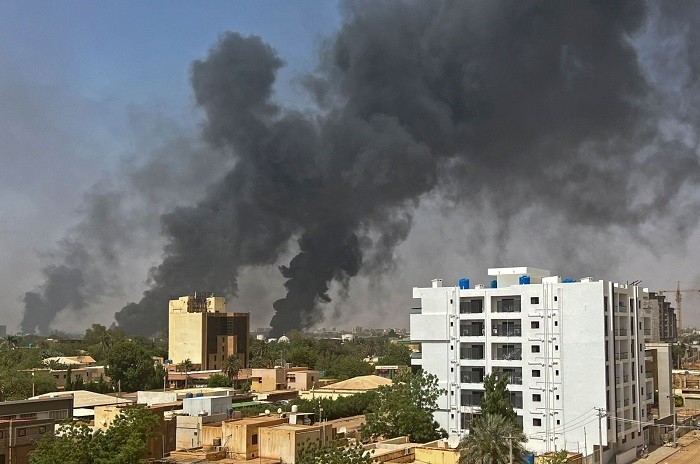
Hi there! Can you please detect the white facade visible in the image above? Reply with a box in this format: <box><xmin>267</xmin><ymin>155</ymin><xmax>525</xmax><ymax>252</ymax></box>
<box><xmin>411</xmin><ymin>267</ymin><xmax>653</xmax><ymax>462</ymax></box>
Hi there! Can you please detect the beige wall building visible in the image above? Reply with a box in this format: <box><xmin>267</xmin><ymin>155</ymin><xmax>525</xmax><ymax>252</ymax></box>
<box><xmin>168</xmin><ymin>293</ymin><xmax>249</xmax><ymax>370</ymax></box>
<box><xmin>259</xmin><ymin>423</ymin><xmax>331</xmax><ymax>464</ymax></box>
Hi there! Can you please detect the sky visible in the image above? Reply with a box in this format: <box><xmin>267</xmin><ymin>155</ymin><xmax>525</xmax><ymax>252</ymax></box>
<box><xmin>3</xmin><ymin>1</ymin><xmax>700</xmax><ymax>335</ymax></box>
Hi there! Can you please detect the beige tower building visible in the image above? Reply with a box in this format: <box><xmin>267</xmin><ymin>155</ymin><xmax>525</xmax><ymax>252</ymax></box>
<box><xmin>168</xmin><ymin>293</ymin><xmax>249</xmax><ymax>370</ymax></box>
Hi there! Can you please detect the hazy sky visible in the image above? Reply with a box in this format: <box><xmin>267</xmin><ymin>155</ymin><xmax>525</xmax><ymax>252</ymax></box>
<box><xmin>3</xmin><ymin>1</ymin><xmax>700</xmax><ymax>335</ymax></box>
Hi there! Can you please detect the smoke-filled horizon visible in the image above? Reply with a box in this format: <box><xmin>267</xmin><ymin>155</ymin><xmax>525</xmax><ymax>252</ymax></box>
<box><xmin>20</xmin><ymin>0</ymin><xmax>700</xmax><ymax>336</ymax></box>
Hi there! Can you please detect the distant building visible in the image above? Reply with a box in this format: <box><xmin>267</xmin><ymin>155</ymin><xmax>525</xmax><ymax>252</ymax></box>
<box><xmin>411</xmin><ymin>267</ymin><xmax>655</xmax><ymax>462</ymax></box>
<box><xmin>0</xmin><ymin>418</ymin><xmax>55</xmax><ymax>463</ymax></box>
<box><xmin>168</xmin><ymin>293</ymin><xmax>249</xmax><ymax>370</ymax></box>
<box><xmin>0</xmin><ymin>325</ymin><xmax>6</xmax><ymax>337</ymax></box>
<box><xmin>246</xmin><ymin>367</ymin><xmax>319</xmax><ymax>393</ymax></box>
<box><xmin>643</xmin><ymin>293</ymin><xmax>677</xmax><ymax>343</ymax></box>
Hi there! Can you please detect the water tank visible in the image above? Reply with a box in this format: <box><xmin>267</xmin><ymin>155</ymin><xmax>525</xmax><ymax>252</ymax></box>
<box><xmin>185</xmin><ymin>393</ymin><xmax>194</xmax><ymax>398</ymax></box>
<box><xmin>195</xmin><ymin>392</ymin><xmax>204</xmax><ymax>397</ymax></box>
<box><xmin>278</xmin><ymin>335</ymin><xmax>290</xmax><ymax>343</ymax></box>
<box><xmin>291</xmin><ymin>404</ymin><xmax>299</xmax><ymax>413</ymax></box>
<box><xmin>458</xmin><ymin>278</ymin><xmax>470</xmax><ymax>290</ymax></box>
<box><xmin>519</xmin><ymin>275</ymin><xmax>531</xmax><ymax>285</ymax></box>
<box><xmin>489</xmin><ymin>280</ymin><xmax>497</xmax><ymax>288</ymax></box>
<box><xmin>562</xmin><ymin>278</ymin><xmax>577</xmax><ymax>283</ymax></box>
<box><xmin>212</xmin><ymin>438</ymin><xmax>222</xmax><ymax>447</ymax></box>
<box><xmin>524</xmin><ymin>453</ymin><xmax>535</xmax><ymax>464</ymax></box>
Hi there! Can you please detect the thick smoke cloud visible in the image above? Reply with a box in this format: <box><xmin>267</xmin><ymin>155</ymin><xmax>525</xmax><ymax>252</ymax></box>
<box><xmin>111</xmin><ymin>0</ymin><xmax>700</xmax><ymax>337</ymax></box>
<box><xmin>24</xmin><ymin>1</ymin><xmax>700</xmax><ymax>336</ymax></box>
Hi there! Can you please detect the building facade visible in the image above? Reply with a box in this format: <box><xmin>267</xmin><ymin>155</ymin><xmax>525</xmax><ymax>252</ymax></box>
<box><xmin>410</xmin><ymin>267</ymin><xmax>653</xmax><ymax>462</ymax></box>
<box><xmin>643</xmin><ymin>293</ymin><xmax>677</xmax><ymax>343</ymax></box>
<box><xmin>168</xmin><ymin>293</ymin><xmax>249</xmax><ymax>370</ymax></box>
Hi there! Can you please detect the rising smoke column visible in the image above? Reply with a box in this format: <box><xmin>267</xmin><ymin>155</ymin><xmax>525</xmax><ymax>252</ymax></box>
<box><xmin>111</xmin><ymin>0</ymin><xmax>700</xmax><ymax>337</ymax></box>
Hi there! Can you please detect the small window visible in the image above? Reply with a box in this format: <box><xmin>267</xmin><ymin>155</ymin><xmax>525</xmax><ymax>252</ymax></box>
<box><xmin>556</xmin><ymin>420</ymin><xmax>560</xmax><ymax>425</ymax></box>
<box><xmin>533</xmin><ymin>418</ymin><xmax>542</xmax><ymax>426</ymax></box>
<box><xmin>39</xmin><ymin>426</ymin><xmax>47</xmax><ymax>433</ymax></box>
<box><xmin>252</xmin><ymin>433</ymin><xmax>258</xmax><ymax>445</ymax></box>
<box><xmin>555</xmin><ymin>370</ymin><xmax>559</xmax><ymax>375</ymax></box>
<box><xmin>532</xmin><ymin>394</ymin><xmax>541</xmax><ymax>402</ymax></box>
<box><xmin>531</xmin><ymin>297</ymin><xmax>540</xmax><ymax>304</ymax></box>
<box><xmin>554</xmin><ymin>321</ymin><xmax>558</xmax><ymax>326</ymax></box>
<box><xmin>531</xmin><ymin>345</ymin><xmax>541</xmax><ymax>353</ymax></box>
<box><xmin>532</xmin><ymin>370</ymin><xmax>541</xmax><ymax>378</ymax></box>
<box><xmin>554</xmin><ymin>296</ymin><xmax>558</xmax><ymax>302</ymax></box>
<box><xmin>18</xmin><ymin>428</ymin><xmax>26</xmax><ymax>437</ymax></box>
<box><xmin>555</xmin><ymin>345</ymin><xmax>559</xmax><ymax>351</ymax></box>
<box><xmin>531</xmin><ymin>321</ymin><xmax>540</xmax><ymax>329</ymax></box>
<box><xmin>556</xmin><ymin>394</ymin><xmax>560</xmax><ymax>400</ymax></box>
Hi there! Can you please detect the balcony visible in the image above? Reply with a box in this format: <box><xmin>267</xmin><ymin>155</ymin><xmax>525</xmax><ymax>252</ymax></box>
<box><xmin>461</xmin><ymin>390</ymin><xmax>485</xmax><ymax>407</ymax></box>
<box><xmin>460</xmin><ymin>299</ymin><xmax>484</xmax><ymax>314</ymax></box>
<box><xmin>646</xmin><ymin>372</ymin><xmax>653</xmax><ymax>380</ymax></box>
<box><xmin>614</xmin><ymin>352</ymin><xmax>629</xmax><ymax>361</ymax></box>
<box><xmin>461</xmin><ymin>322</ymin><xmax>485</xmax><ymax>337</ymax></box>
<box><xmin>410</xmin><ymin>307</ymin><xmax>422</xmax><ymax>314</ymax></box>
<box><xmin>493</xmin><ymin>346</ymin><xmax>522</xmax><ymax>361</ymax></box>
<box><xmin>460</xmin><ymin>346</ymin><xmax>485</xmax><ymax>360</ymax></box>
<box><xmin>411</xmin><ymin>352</ymin><xmax>422</xmax><ymax>359</ymax></box>
<box><xmin>493</xmin><ymin>298</ymin><xmax>521</xmax><ymax>313</ymax></box>
<box><xmin>494</xmin><ymin>369</ymin><xmax>523</xmax><ymax>385</ymax></box>
<box><xmin>646</xmin><ymin>392</ymin><xmax>653</xmax><ymax>401</ymax></box>
<box><xmin>461</xmin><ymin>368</ymin><xmax>485</xmax><ymax>384</ymax></box>
<box><xmin>615</xmin><ymin>328</ymin><xmax>628</xmax><ymax>336</ymax></box>
<box><xmin>644</xmin><ymin>328</ymin><xmax>651</xmax><ymax>336</ymax></box>
<box><xmin>491</xmin><ymin>324</ymin><xmax>522</xmax><ymax>337</ymax></box>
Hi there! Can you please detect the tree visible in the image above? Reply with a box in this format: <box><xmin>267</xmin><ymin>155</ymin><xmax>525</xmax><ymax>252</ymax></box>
<box><xmin>222</xmin><ymin>355</ymin><xmax>242</xmax><ymax>382</ymax></box>
<box><xmin>297</xmin><ymin>440</ymin><xmax>373</xmax><ymax>464</ymax></box>
<box><xmin>0</xmin><ymin>370</ymin><xmax>56</xmax><ymax>401</ymax></box>
<box><xmin>207</xmin><ymin>374</ymin><xmax>233</xmax><ymax>387</ymax></box>
<box><xmin>377</xmin><ymin>343</ymin><xmax>411</xmax><ymax>366</ymax></box>
<box><xmin>459</xmin><ymin>414</ymin><xmax>527</xmax><ymax>464</ymax></box>
<box><xmin>481</xmin><ymin>373</ymin><xmax>517</xmax><ymax>426</ymax></box>
<box><xmin>539</xmin><ymin>450</ymin><xmax>571</xmax><ymax>464</ymax></box>
<box><xmin>1</xmin><ymin>335</ymin><xmax>21</xmax><ymax>350</ymax></box>
<box><xmin>30</xmin><ymin>406</ymin><xmax>160</xmax><ymax>464</ymax></box>
<box><xmin>363</xmin><ymin>370</ymin><xmax>446</xmax><ymax>443</ymax></box>
<box><xmin>178</xmin><ymin>359</ymin><xmax>194</xmax><ymax>389</ymax></box>
<box><xmin>104</xmin><ymin>340</ymin><xmax>158</xmax><ymax>392</ymax></box>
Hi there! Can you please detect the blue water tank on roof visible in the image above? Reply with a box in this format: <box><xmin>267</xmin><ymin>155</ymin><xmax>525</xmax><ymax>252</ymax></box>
<box><xmin>519</xmin><ymin>275</ymin><xmax>531</xmax><ymax>285</ymax></box>
<box><xmin>458</xmin><ymin>278</ymin><xmax>470</xmax><ymax>290</ymax></box>
<box><xmin>489</xmin><ymin>280</ymin><xmax>497</xmax><ymax>288</ymax></box>
<box><xmin>185</xmin><ymin>393</ymin><xmax>194</xmax><ymax>398</ymax></box>
<box><xmin>524</xmin><ymin>453</ymin><xmax>535</xmax><ymax>464</ymax></box>
<box><xmin>562</xmin><ymin>278</ymin><xmax>577</xmax><ymax>283</ymax></box>
<box><xmin>195</xmin><ymin>392</ymin><xmax>204</xmax><ymax>397</ymax></box>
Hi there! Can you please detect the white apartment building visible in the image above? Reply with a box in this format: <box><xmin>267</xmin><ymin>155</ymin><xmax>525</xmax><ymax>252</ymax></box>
<box><xmin>410</xmin><ymin>267</ymin><xmax>654</xmax><ymax>463</ymax></box>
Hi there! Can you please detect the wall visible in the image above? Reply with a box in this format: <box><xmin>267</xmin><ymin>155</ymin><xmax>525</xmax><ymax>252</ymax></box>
<box><xmin>259</xmin><ymin>426</ymin><xmax>322</xmax><ymax>464</ymax></box>
<box><xmin>182</xmin><ymin>396</ymin><xmax>232</xmax><ymax>416</ymax></box>
<box><xmin>169</xmin><ymin>308</ymin><xmax>204</xmax><ymax>367</ymax></box>
<box><xmin>0</xmin><ymin>419</ymin><xmax>54</xmax><ymax>464</ymax></box>
<box><xmin>414</xmin><ymin>447</ymin><xmax>460</xmax><ymax>464</ymax></box>
<box><xmin>222</xmin><ymin>417</ymin><xmax>287</xmax><ymax>459</ymax></box>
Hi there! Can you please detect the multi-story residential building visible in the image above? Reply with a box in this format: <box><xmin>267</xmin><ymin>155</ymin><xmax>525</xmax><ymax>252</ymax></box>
<box><xmin>168</xmin><ymin>293</ymin><xmax>249</xmax><ymax>370</ymax></box>
<box><xmin>410</xmin><ymin>267</ymin><xmax>653</xmax><ymax>462</ymax></box>
<box><xmin>642</xmin><ymin>293</ymin><xmax>677</xmax><ymax>343</ymax></box>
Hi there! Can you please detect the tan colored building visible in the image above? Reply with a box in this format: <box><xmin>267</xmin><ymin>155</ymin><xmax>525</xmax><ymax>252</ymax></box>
<box><xmin>168</xmin><ymin>293</ymin><xmax>249</xmax><ymax>370</ymax></box>
<box><xmin>248</xmin><ymin>367</ymin><xmax>320</xmax><ymax>393</ymax></box>
<box><xmin>259</xmin><ymin>423</ymin><xmax>332</xmax><ymax>464</ymax></box>
<box><xmin>285</xmin><ymin>369</ymin><xmax>319</xmax><ymax>391</ymax></box>
<box><xmin>220</xmin><ymin>416</ymin><xmax>287</xmax><ymax>459</ymax></box>
<box><xmin>299</xmin><ymin>374</ymin><xmax>391</xmax><ymax>400</ymax></box>
<box><xmin>25</xmin><ymin>365</ymin><xmax>108</xmax><ymax>391</ymax></box>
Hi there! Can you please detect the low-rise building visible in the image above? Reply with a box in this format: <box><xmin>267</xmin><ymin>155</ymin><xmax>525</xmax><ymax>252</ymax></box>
<box><xmin>299</xmin><ymin>375</ymin><xmax>391</xmax><ymax>400</ymax></box>
<box><xmin>259</xmin><ymin>423</ymin><xmax>332</xmax><ymax>464</ymax></box>
<box><xmin>0</xmin><ymin>396</ymin><xmax>73</xmax><ymax>422</ymax></box>
<box><xmin>0</xmin><ymin>418</ymin><xmax>55</xmax><ymax>464</ymax></box>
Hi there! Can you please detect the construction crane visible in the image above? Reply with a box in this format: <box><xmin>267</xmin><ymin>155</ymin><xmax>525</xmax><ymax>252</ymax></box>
<box><xmin>657</xmin><ymin>281</ymin><xmax>700</xmax><ymax>333</ymax></box>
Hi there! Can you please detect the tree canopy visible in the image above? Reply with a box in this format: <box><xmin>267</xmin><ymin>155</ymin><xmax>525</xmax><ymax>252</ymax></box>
<box><xmin>30</xmin><ymin>406</ymin><xmax>160</xmax><ymax>464</ymax></box>
<box><xmin>362</xmin><ymin>370</ymin><xmax>446</xmax><ymax>443</ymax></box>
<box><xmin>104</xmin><ymin>340</ymin><xmax>161</xmax><ymax>392</ymax></box>
<box><xmin>297</xmin><ymin>440</ymin><xmax>373</xmax><ymax>464</ymax></box>
<box><xmin>459</xmin><ymin>413</ymin><xmax>527</xmax><ymax>464</ymax></box>
<box><xmin>480</xmin><ymin>373</ymin><xmax>517</xmax><ymax>426</ymax></box>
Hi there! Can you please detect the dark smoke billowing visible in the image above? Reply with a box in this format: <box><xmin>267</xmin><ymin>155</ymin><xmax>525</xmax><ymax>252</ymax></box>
<box><xmin>24</xmin><ymin>1</ymin><xmax>700</xmax><ymax>336</ymax></box>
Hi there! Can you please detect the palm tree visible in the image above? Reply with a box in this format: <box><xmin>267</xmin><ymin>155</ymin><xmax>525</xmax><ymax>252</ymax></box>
<box><xmin>179</xmin><ymin>359</ymin><xmax>194</xmax><ymax>388</ymax></box>
<box><xmin>459</xmin><ymin>414</ymin><xmax>527</xmax><ymax>464</ymax></box>
<box><xmin>222</xmin><ymin>355</ymin><xmax>242</xmax><ymax>383</ymax></box>
<box><xmin>1</xmin><ymin>335</ymin><xmax>21</xmax><ymax>350</ymax></box>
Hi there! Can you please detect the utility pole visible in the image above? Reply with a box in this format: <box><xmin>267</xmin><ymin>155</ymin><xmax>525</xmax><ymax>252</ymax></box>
<box><xmin>584</xmin><ymin>427</ymin><xmax>588</xmax><ymax>464</ymax></box>
<box><xmin>595</xmin><ymin>408</ymin><xmax>605</xmax><ymax>464</ymax></box>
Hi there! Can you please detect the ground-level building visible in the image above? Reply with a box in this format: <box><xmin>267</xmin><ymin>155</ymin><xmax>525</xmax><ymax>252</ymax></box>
<box><xmin>411</xmin><ymin>267</ymin><xmax>654</xmax><ymax>463</ymax></box>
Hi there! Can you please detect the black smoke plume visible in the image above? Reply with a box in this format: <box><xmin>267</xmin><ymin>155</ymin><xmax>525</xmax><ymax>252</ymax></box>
<box><xmin>24</xmin><ymin>1</ymin><xmax>700</xmax><ymax>336</ymax></box>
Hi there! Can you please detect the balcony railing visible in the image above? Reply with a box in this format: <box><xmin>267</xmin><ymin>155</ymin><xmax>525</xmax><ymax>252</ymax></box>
<box><xmin>410</xmin><ymin>307</ymin><xmax>422</xmax><ymax>314</ymax></box>
<box><xmin>493</xmin><ymin>349</ymin><xmax>522</xmax><ymax>361</ymax></box>
<box><xmin>492</xmin><ymin>326</ymin><xmax>522</xmax><ymax>337</ymax></box>
<box><xmin>460</xmin><ymin>348</ymin><xmax>485</xmax><ymax>360</ymax></box>
<box><xmin>644</xmin><ymin>329</ymin><xmax>651</xmax><ymax>336</ymax></box>
<box><xmin>615</xmin><ymin>328</ymin><xmax>628</xmax><ymax>336</ymax></box>
<box><xmin>461</xmin><ymin>326</ymin><xmax>485</xmax><ymax>337</ymax></box>
<box><xmin>646</xmin><ymin>372</ymin><xmax>653</xmax><ymax>379</ymax></box>
<box><xmin>614</xmin><ymin>352</ymin><xmax>629</xmax><ymax>361</ymax></box>
<box><xmin>461</xmin><ymin>371</ymin><xmax>485</xmax><ymax>383</ymax></box>
<box><xmin>411</xmin><ymin>352</ymin><xmax>422</xmax><ymax>359</ymax></box>
<box><xmin>493</xmin><ymin>299</ymin><xmax>521</xmax><ymax>313</ymax></box>
<box><xmin>646</xmin><ymin>393</ymin><xmax>653</xmax><ymax>400</ymax></box>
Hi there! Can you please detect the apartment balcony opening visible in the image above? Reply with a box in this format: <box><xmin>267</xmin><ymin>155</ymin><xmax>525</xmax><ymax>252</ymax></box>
<box><xmin>461</xmin><ymin>390</ymin><xmax>485</xmax><ymax>407</ymax></box>
<box><xmin>492</xmin><ymin>343</ymin><xmax>522</xmax><ymax>361</ymax></box>
<box><xmin>460</xmin><ymin>344</ymin><xmax>485</xmax><ymax>360</ymax></box>
<box><xmin>492</xmin><ymin>320</ymin><xmax>522</xmax><ymax>337</ymax></box>
<box><xmin>493</xmin><ymin>367</ymin><xmax>523</xmax><ymax>385</ymax></box>
<box><xmin>508</xmin><ymin>391</ymin><xmax>523</xmax><ymax>409</ymax></box>
<box><xmin>461</xmin><ymin>367</ymin><xmax>485</xmax><ymax>384</ymax></box>
<box><xmin>460</xmin><ymin>298</ymin><xmax>484</xmax><ymax>314</ymax></box>
<box><xmin>461</xmin><ymin>321</ymin><xmax>485</xmax><ymax>337</ymax></box>
<box><xmin>460</xmin><ymin>412</ymin><xmax>480</xmax><ymax>431</ymax></box>
<box><xmin>493</xmin><ymin>297</ymin><xmax>522</xmax><ymax>313</ymax></box>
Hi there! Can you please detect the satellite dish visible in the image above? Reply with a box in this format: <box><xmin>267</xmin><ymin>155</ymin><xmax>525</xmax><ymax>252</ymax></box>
<box><xmin>447</xmin><ymin>434</ymin><xmax>460</xmax><ymax>449</ymax></box>
<box><xmin>339</xmin><ymin>427</ymin><xmax>347</xmax><ymax>434</ymax></box>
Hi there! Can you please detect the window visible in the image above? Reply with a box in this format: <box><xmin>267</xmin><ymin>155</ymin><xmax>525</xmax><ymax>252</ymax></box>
<box><xmin>556</xmin><ymin>420</ymin><xmax>560</xmax><ymax>425</ymax></box>
<box><xmin>554</xmin><ymin>296</ymin><xmax>558</xmax><ymax>302</ymax></box>
<box><xmin>39</xmin><ymin>426</ymin><xmax>47</xmax><ymax>433</ymax></box>
<box><xmin>555</xmin><ymin>370</ymin><xmax>559</xmax><ymax>375</ymax></box>
<box><xmin>554</xmin><ymin>321</ymin><xmax>558</xmax><ymax>326</ymax></box>
<box><xmin>533</xmin><ymin>418</ymin><xmax>542</xmax><ymax>426</ymax></box>
<box><xmin>532</xmin><ymin>370</ymin><xmax>541</xmax><ymax>378</ymax></box>
<box><xmin>556</xmin><ymin>394</ymin><xmax>560</xmax><ymax>400</ymax></box>
<box><xmin>532</xmin><ymin>394</ymin><xmax>541</xmax><ymax>402</ymax></box>
<box><xmin>252</xmin><ymin>434</ymin><xmax>258</xmax><ymax>445</ymax></box>
<box><xmin>555</xmin><ymin>345</ymin><xmax>559</xmax><ymax>351</ymax></box>
<box><xmin>531</xmin><ymin>345</ymin><xmax>541</xmax><ymax>353</ymax></box>
<box><xmin>531</xmin><ymin>297</ymin><xmax>540</xmax><ymax>304</ymax></box>
<box><xmin>531</xmin><ymin>321</ymin><xmax>540</xmax><ymax>329</ymax></box>
<box><xmin>18</xmin><ymin>428</ymin><xmax>26</xmax><ymax>437</ymax></box>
